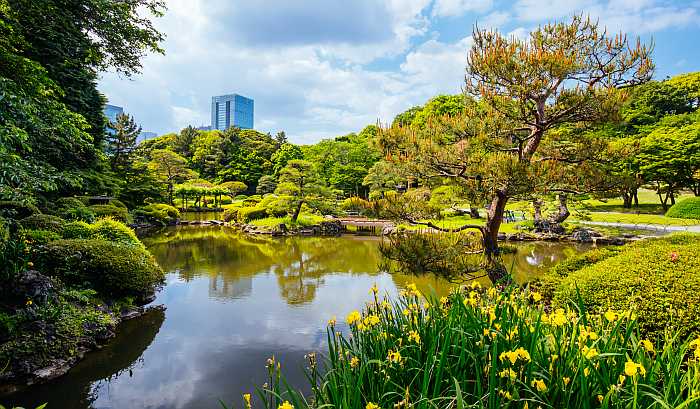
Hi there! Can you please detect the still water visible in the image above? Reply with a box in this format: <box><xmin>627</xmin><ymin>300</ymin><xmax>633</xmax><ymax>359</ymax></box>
<box><xmin>7</xmin><ymin>226</ymin><xmax>592</xmax><ymax>409</ymax></box>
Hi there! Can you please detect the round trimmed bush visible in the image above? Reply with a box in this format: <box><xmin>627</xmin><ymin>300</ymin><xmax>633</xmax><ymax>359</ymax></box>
<box><xmin>19</xmin><ymin>214</ymin><xmax>64</xmax><ymax>233</ymax></box>
<box><xmin>666</xmin><ymin>197</ymin><xmax>700</xmax><ymax>220</ymax></box>
<box><xmin>62</xmin><ymin>221</ymin><xmax>93</xmax><ymax>239</ymax></box>
<box><xmin>553</xmin><ymin>233</ymin><xmax>700</xmax><ymax>338</ymax></box>
<box><xmin>90</xmin><ymin>218</ymin><xmax>143</xmax><ymax>248</ymax></box>
<box><xmin>133</xmin><ymin>203</ymin><xmax>181</xmax><ymax>226</ymax></box>
<box><xmin>89</xmin><ymin>204</ymin><xmax>130</xmax><ymax>223</ymax></box>
<box><xmin>237</xmin><ymin>206</ymin><xmax>268</xmax><ymax>222</ymax></box>
<box><xmin>0</xmin><ymin>201</ymin><xmax>40</xmax><ymax>219</ymax></box>
<box><xmin>34</xmin><ymin>239</ymin><xmax>164</xmax><ymax>297</ymax></box>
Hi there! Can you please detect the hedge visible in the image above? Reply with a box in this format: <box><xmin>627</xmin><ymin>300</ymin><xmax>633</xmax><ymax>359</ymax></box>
<box><xmin>533</xmin><ymin>247</ymin><xmax>623</xmax><ymax>300</ymax></box>
<box><xmin>19</xmin><ymin>214</ymin><xmax>65</xmax><ymax>233</ymax></box>
<box><xmin>89</xmin><ymin>204</ymin><xmax>130</xmax><ymax>223</ymax></box>
<box><xmin>237</xmin><ymin>206</ymin><xmax>268</xmax><ymax>222</ymax></box>
<box><xmin>34</xmin><ymin>239</ymin><xmax>164</xmax><ymax>297</ymax></box>
<box><xmin>666</xmin><ymin>197</ymin><xmax>700</xmax><ymax>220</ymax></box>
<box><xmin>132</xmin><ymin>203</ymin><xmax>180</xmax><ymax>226</ymax></box>
<box><xmin>62</xmin><ymin>221</ymin><xmax>93</xmax><ymax>239</ymax></box>
<box><xmin>553</xmin><ymin>233</ymin><xmax>700</xmax><ymax>338</ymax></box>
<box><xmin>90</xmin><ymin>218</ymin><xmax>143</xmax><ymax>248</ymax></box>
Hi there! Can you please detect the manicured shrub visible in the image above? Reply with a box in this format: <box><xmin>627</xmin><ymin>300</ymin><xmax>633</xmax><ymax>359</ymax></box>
<box><xmin>554</xmin><ymin>233</ymin><xmax>700</xmax><ymax>338</ymax></box>
<box><xmin>89</xmin><ymin>204</ymin><xmax>130</xmax><ymax>223</ymax></box>
<box><xmin>237</xmin><ymin>206</ymin><xmax>268</xmax><ymax>222</ymax></box>
<box><xmin>132</xmin><ymin>203</ymin><xmax>181</xmax><ymax>226</ymax></box>
<box><xmin>62</xmin><ymin>221</ymin><xmax>93</xmax><ymax>239</ymax></box>
<box><xmin>242</xmin><ymin>198</ymin><xmax>261</xmax><ymax>207</ymax></box>
<box><xmin>90</xmin><ymin>218</ymin><xmax>143</xmax><ymax>248</ymax></box>
<box><xmin>19</xmin><ymin>214</ymin><xmax>64</xmax><ymax>233</ymax></box>
<box><xmin>666</xmin><ymin>197</ymin><xmax>700</xmax><ymax>220</ymax></box>
<box><xmin>533</xmin><ymin>246</ymin><xmax>623</xmax><ymax>299</ymax></box>
<box><xmin>34</xmin><ymin>239</ymin><xmax>164</xmax><ymax>297</ymax></box>
<box><xmin>245</xmin><ymin>285</ymin><xmax>700</xmax><ymax>409</ymax></box>
<box><xmin>21</xmin><ymin>229</ymin><xmax>61</xmax><ymax>245</ymax></box>
<box><xmin>0</xmin><ymin>201</ymin><xmax>40</xmax><ymax>219</ymax></box>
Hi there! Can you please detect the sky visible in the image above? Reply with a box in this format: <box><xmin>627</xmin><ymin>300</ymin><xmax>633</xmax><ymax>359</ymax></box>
<box><xmin>99</xmin><ymin>0</ymin><xmax>700</xmax><ymax>144</ymax></box>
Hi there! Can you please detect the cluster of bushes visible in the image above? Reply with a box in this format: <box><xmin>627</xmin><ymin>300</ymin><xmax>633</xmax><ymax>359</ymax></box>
<box><xmin>55</xmin><ymin>197</ymin><xmax>95</xmax><ymax>222</ymax></box>
<box><xmin>223</xmin><ymin>194</ymin><xmax>327</xmax><ymax>224</ymax></box>
<box><xmin>34</xmin><ymin>239</ymin><xmax>163</xmax><ymax>298</ymax></box>
<box><xmin>15</xmin><ymin>215</ymin><xmax>162</xmax><ymax>298</ymax></box>
<box><xmin>551</xmin><ymin>233</ymin><xmax>700</xmax><ymax>338</ymax></box>
<box><xmin>240</xmin><ymin>285</ymin><xmax>700</xmax><ymax>409</ymax></box>
<box><xmin>133</xmin><ymin>203</ymin><xmax>181</xmax><ymax>226</ymax></box>
<box><xmin>89</xmin><ymin>202</ymin><xmax>129</xmax><ymax>223</ymax></box>
<box><xmin>666</xmin><ymin>197</ymin><xmax>700</xmax><ymax>220</ymax></box>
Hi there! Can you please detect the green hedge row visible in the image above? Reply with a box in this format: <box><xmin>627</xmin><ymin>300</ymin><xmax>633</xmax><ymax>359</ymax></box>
<box><xmin>552</xmin><ymin>233</ymin><xmax>700</xmax><ymax>338</ymax></box>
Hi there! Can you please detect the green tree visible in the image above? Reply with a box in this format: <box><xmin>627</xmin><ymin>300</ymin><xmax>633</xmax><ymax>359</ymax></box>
<box><xmin>7</xmin><ymin>0</ymin><xmax>165</xmax><ymax>147</ymax></box>
<box><xmin>256</xmin><ymin>175</ymin><xmax>278</xmax><ymax>195</ymax></box>
<box><xmin>378</xmin><ymin>16</ymin><xmax>652</xmax><ymax>283</ymax></box>
<box><xmin>271</xmin><ymin>143</ymin><xmax>304</xmax><ymax>175</ymax></box>
<box><xmin>275</xmin><ymin>160</ymin><xmax>330</xmax><ymax>223</ymax></box>
<box><xmin>173</xmin><ymin>125</ymin><xmax>198</xmax><ymax>158</ymax></box>
<box><xmin>147</xmin><ymin>149</ymin><xmax>196</xmax><ymax>205</ymax></box>
<box><xmin>106</xmin><ymin>113</ymin><xmax>141</xmax><ymax>174</ymax></box>
<box><xmin>0</xmin><ymin>1</ymin><xmax>95</xmax><ymax>201</ymax></box>
<box><xmin>219</xmin><ymin>181</ymin><xmax>247</xmax><ymax>198</ymax></box>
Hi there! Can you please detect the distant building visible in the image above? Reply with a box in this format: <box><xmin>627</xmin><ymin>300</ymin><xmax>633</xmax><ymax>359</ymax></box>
<box><xmin>139</xmin><ymin>131</ymin><xmax>158</xmax><ymax>143</ymax></box>
<box><xmin>103</xmin><ymin>104</ymin><xmax>123</xmax><ymax>135</ymax></box>
<box><xmin>195</xmin><ymin>125</ymin><xmax>212</xmax><ymax>131</ymax></box>
<box><xmin>211</xmin><ymin>94</ymin><xmax>254</xmax><ymax>130</ymax></box>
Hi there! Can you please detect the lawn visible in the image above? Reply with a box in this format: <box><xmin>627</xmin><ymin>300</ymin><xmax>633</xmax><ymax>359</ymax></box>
<box><xmin>576</xmin><ymin>211</ymin><xmax>700</xmax><ymax>226</ymax></box>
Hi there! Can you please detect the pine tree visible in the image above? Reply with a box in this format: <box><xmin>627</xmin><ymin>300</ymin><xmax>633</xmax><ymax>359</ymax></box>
<box><xmin>106</xmin><ymin>113</ymin><xmax>141</xmax><ymax>175</ymax></box>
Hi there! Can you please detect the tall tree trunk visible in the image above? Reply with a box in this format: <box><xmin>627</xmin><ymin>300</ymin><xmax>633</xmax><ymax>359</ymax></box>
<box><xmin>532</xmin><ymin>198</ymin><xmax>543</xmax><ymax>224</ymax></box>
<box><xmin>549</xmin><ymin>194</ymin><xmax>570</xmax><ymax>224</ymax></box>
<box><xmin>291</xmin><ymin>200</ymin><xmax>303</xmax><ymax>223</ymax></box>
<box><xmin>633</xmin><ymin>188</ymin><xmax>639</xmax><ymax>207</ymax></box>
<box><xmin>622</xmin><ymin>191</ymin><xmax>632</xmax><ymax>209</ymax></box>
<box><xmin>482</xmin><ymin>192</ymin><xmax>510</xmax><ymax>284</ymax></box>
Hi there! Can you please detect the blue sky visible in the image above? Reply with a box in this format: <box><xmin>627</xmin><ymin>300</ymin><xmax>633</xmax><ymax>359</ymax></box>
<box><xmin>99</xmin><ymin>0</ymin><xmax>700</xmax><ymax>144</ymax></box>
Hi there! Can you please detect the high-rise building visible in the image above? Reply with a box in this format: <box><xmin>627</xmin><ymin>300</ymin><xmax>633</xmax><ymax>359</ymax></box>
<box><xmin>104</xmin><ymin>104</ymin><xmax>123</xmax><ymax>124</ymax></box>
<box><xmin>211</xmin><ymin>94</ymin><xmax>254</xmax><ymax>130</ymax></box>
<box><xmin>103</xmin><ymin>104</ymin><xmax>124</xmax><ymax>135</ymax></box>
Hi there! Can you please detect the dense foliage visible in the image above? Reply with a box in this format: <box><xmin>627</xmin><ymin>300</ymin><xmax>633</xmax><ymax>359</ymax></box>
<box><xmin>553</xmin><ymin>234</ymin><xmax>700</xmax><ymax>338</ymax></box>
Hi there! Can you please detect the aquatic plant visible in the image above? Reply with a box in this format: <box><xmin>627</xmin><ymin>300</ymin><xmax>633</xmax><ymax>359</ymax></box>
<box><xmin>230</xmin><ymin>284</ymin><xmax>700</xmax><ymax>409</ymax></box>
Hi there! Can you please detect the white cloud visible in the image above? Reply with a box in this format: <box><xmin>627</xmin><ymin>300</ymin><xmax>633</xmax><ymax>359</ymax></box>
<box><xmin>99</xmin><ymin>0</ymin><xmax>699</xmax><ymax>144</ymax></box>
<box><xmin>432</xmin><ymin>0</ymin><xmax>494</xmax><ymax>18</ymax></box>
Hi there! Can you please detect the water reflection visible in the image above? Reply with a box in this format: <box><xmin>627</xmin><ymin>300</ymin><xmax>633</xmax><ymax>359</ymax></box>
<box><xmin>5</xmin><ymin>227</ymin><xmax>592</xmax><ymax>409</ymax></box>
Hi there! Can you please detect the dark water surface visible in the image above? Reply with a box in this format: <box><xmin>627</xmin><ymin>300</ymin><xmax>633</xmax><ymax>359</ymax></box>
<box><xmin>6</xmin><ymin>227</ymin><xmax>592</xmax><ymax>409</ymax></box>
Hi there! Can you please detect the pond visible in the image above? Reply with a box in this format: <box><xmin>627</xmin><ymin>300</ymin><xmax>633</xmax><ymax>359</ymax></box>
<box><xmin>6</xmin><ymin>227</ymin><xmax>593</xmax><ymax>409</ymax></box>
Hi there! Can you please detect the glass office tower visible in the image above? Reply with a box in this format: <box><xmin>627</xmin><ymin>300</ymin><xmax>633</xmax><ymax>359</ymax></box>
<box><xmin>211</xmin><ymin>94</ymin><xmax>254</xmax><ymax>130</ymax></box>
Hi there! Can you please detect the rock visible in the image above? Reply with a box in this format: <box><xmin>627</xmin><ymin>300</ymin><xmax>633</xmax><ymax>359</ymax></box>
<box><xmin>382</xmin><ymin>225</ymin><xmax>397</xmax><ymax>236</ymax></box>
<box><xmin>7</xmin><ymin>270</ymin><xmax>56</xmax><ymax>306</ymax></box>
<box><xmin>571</xmin><ymin>228</ymin><xmax>594</xmax><ymax>243</ymax></box>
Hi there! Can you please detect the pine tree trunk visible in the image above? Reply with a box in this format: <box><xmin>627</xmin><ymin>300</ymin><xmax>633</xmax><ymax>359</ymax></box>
<box><xmin>533</xmin><ymin>198</ymin><xmax>543</xmax><ymax>224</ymax></box>
<box><xmin>469</xmin><ymin>207</ymin><xmax>481</xmax><ymax>219</ymax></box>
<box><xmin>291</xmin><ymin>200</ymin><xmax>303</xmax><ymax>223</ymax></box>
<box><xmin>482</xmin><ymin>192</ymin><xmax>510</xmax><ymax>284</ymax></box>
<box><xmin>550</xmin><ymin>194</ymin><xmax>570</xmax><ymax>224</ymax></box>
